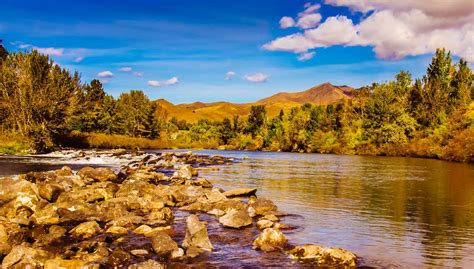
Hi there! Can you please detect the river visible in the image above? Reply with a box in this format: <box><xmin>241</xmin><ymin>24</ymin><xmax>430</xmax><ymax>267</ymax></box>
<box><xmin>1</xmin><ymin>150</ymin><xmax>473</xmax><ymax>267</ymax></box>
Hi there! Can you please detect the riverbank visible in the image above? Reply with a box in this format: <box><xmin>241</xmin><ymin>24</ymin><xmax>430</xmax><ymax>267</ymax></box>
<box><xmin>0</xmin><ymin>150</ymin><xmax>358</xmax><ymax>267</ymax></box>
<box><xmin>2</xmin><ymin>128</ymin><xmax>473</xmax><ymax>163</ymax></box>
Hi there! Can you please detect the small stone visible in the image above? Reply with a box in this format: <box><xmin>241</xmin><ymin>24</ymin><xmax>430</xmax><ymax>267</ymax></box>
<box><xmin>131</xmin><ymin>249</ymin><xmax>149</xmax><ymax>257</ymax></box>
<box><xmin>106</xmin><ymin>226</ymin><xmax>129</xmax><ymax>235</ymax></box>
<box><xmin>256</xmin><ymin>219</ymin><xmax>274</xmax><ymax>230</ymax></box>
<box><xmin>133</xmin><ymin>225</ymin><xmax>153</xmax><ymax>235</ymax></box>
<box><xmin>218</xmin><ymin>209</ymin><xmax>253</xmax><ymax>228</ymax></box>
<box><xmin>78</xmin><ymin>167</ymin><xmax>117</xmax><ymax>182</ymax></box>
<box><xmin>223</xmin><ymin>188</ymin><xmax>257</xmax><ymax>198</ymax></box>
<box><xmin>185</xmin><ymin>246</ymin><xmax>204</xmax><ymax>258</ymax></box>
<box><xmin>172</xmin><ymin>165</ymin><xmax>198</xmax><ymax>179</ymax></box>
<box><xmin>248</xmin><ymin>197</ymin><xmax>278</xmax><ymax>216</ymax></box>
<box><xmin>151</xmin><ymin>232</ymin><xmax>178</xmax><ymax>256</ymax></box>
<box><xmin>288</xmin><ymin>244</ymin><xmax>357</xmax><ymax>267</ymax></box>
<box><xmin>182</xmin><ymin>215</ymin><xmax>213</xmax><ymax>251</ymax></box>
<box><xmin>171</xmin><ymin>248</ymin><xmax>185</xmax><ymax>260</ymax></box>
<box><xmin>207</xmin><ymin>208</ymin><xmax>226</xmax><ymax>217</ymax></box>
<box><xmin>70</xmin><ymin>221</ymin><xmax>101</xmax><ymax>239</ymax></box>
<box><xmin>261</xmin><ymin>214</ymin><xmax>279</xmax><ymax>222</ymax></box>
<box><xmin>108</xmin><ymin>248</ymin><xmax>131</xmax><ymax>268</ymax></box>
<box><xmin>252</xmin><ymin>228</ymin><xmax>288</xmax><ymax>251</ymax></box>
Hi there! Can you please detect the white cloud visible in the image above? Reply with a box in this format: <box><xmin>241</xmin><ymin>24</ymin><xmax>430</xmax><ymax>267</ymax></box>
<box><xmin>97</xmin><ymin>71</ymin><xmax>114</xmax><ymax>78</ymax></box>
<box><xmin>99</xmin><ymin>79</ymin><xmax>109</xmax><ymax>84</ymax></box>
<box><xmin>297</xmin><ymin>13</ymin><xmax>322</xmax><ymax>29</ymax></box>
<box><xmin>133</xmin><ymin>72</ymin><xmax>144</xmax><ymax>78</ymax></box>
<box><xmin>119</xmin><ymin>67</ymin><xmax>132</xmax><ymax>72</ymax></box>
<box><xmin>243</xmin><ymin>73</ymin><xmax>269</xmax><ymax>83</ymax></box>
<box><xmin>262</xmin><ymin>33</ymin><xmax>316</xmax><ymax>53</ymax></box>
<box><xmin>300</xmin><ymin>3</ymin><xmax>321</xmax><ymax>16</ymax></box>
<box><xmin>225</xmin><ymin>71</ymin><xmax>236</xmax><ymax>80</ymax></box>
<box><xmin>297</xmin><ymin>52</ymin><xmax>316</xmax><ymax>61</ymax></box>
<box><xmin>73</xmin><ymin>56</ymin><xmax>84</xmax><ymax>63</ymax></box>
<box><xmin>279</xmin><ymin>16</ymin><xmax>296</xmax><ymax>29</ymax></box>
<box><xmin>34</xmin><ymin>47</ymin><xmax>64</xmax><ymax>56</ymax></box>
<box><xmin>264</xmin><ymin>1</ymin><xmax>474</xmax><ymax>62</ymax></box>
<box><xmin>148</xmin><ymin>76</ymin><xmax>179</xmax><ymax>87</ymax></box>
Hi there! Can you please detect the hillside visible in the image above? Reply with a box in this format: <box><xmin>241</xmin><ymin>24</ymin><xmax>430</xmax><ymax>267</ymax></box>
<box><xmin>156</xmin><ymin>82</ymin><xmax>353</xmax><ymax>123</ymax></box>
<box><xmin>258</xmin><ymin>83</ymin><xmax>353</xmax><ymax>105</ymax></box>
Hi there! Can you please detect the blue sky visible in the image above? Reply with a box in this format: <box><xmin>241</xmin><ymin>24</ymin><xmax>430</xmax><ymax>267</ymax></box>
<box><xmin>0</xmin><ymin>0</ymin><xmax>470</xmax><ymax>103</ymax></box>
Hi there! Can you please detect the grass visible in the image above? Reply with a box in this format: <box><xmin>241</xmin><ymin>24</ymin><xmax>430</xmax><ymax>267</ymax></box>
<box><xmin>0</xmin><ymin>134</ymin><xmax>29</xmax><ymax>154</ymax></box>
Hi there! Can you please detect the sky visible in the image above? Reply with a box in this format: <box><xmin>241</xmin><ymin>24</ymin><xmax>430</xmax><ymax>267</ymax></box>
<box><xmin>0</xmin><ymin>0</ymin><xmax>472</xmax><ymax>104</ymax></box>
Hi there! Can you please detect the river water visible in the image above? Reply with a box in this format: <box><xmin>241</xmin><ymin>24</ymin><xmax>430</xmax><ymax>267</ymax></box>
<box><xmin>1</xmin><ymin>150</ymin><xmax>473</xmax><ymax>267</ymax></box>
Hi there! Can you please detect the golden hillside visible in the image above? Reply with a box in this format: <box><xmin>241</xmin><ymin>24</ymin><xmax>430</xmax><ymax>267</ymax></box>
<box><xmin>156</xmin><ymin>83</ymin><xmax>353</xmax><ymax>123</ymax></box>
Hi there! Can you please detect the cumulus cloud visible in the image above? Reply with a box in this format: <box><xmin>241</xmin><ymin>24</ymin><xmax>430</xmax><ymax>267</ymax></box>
<box><xmin>133</xmin><ymin>72</ymin><xmax>144</xmax><ymax>78</ymax></box>
<box><xmin>243</xmin><ymin>73</ymin><xmax>269</xmax><ymax>83</ymax></box>
<box><xmin>119</xmin><ymin>67</ymin><xmax>132</xmax><ymax>72</ymax></box>
<box><xmin>148</xmin><ymin>76</ymin><xmax>179</xmax><ymax>87</ymax></box>
<box><xmin>280</xmin><ymin>16</ymin><xmax>295</xmax><ymax>29</ymax></box>
<box><xmin>225</xmin><ymin>71</ymin><xmax>236</xmax><ymax>80</ymax></box>
<box><xmin>297</xmin><ymin>13</ymin><xmax>322</xmax><ymax>29</ymax></box>
<box><xmin>279</xmin><ymin>3</ymin><xmax>322</xmax><ymax>30</ymax></box>
<box><xmin>97</xmin><ymin>71</ymin><xmax>114</xmax><ymax>78</ymax></box>
<box><xmin>264</xmin><ymin>1</ymin><xmax>474</xmax><ymax>61</ymax></box>
<box><xmin>297</xmin><ymin>52</ymin><xmax>316</xmax><ymax>61</ymax></box>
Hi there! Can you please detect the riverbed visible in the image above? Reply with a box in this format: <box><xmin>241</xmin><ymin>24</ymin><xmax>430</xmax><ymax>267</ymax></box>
<box><xmin>1</xmin><ymin>150</ymin><xmax>473</xmax><ymax>267</ymax></box>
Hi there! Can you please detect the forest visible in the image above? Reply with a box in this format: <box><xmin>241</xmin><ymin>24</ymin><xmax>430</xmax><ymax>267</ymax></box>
<box><xmin>0</xmin><ymin>48</ymin><xmax>473</xmax><ymax>162</ymax></box>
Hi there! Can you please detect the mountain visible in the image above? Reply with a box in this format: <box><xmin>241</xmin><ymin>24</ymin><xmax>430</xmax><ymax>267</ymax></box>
<box><xmin>257</xmin><ymin>83</ymin><xmax>353</xmax><ymax>105</ymax></box>
<box><xmin>156</xmin><ymin>82</ymin><xmax>353</xmax><ymax>123</ymax></box>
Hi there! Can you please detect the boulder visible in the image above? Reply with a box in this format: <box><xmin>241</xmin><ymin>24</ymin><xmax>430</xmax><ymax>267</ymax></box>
<box><xmin>248</xmin><ymin>197</ymin><xmax>278</xmax><ymax>216</ymax></box>
<box><xmin>0</xmin><ymin>221</ymin><xmax>26</xmax><ymax>255</ymax></box>
<box><xmin>31</xmin><ymin>203</ymin><xmax>59</xmax><ymax>225</ymax></box>
<box><xmin>288</xmin><ymin>244</ymin><xmax>357</xmax><ymax>267</ymax></box>
<box><xmin>2</xmin><ymin>245</ymin><xmax>54</xmax><ymax>268</ymax></box>
<box><xmin>172</xmin><ymin>165</ymin><xmax>198</xmax><ymax>179</ymax></box>
<box><xmin>70</xmin><ymin>221</ymin><xmax>101</xmax><ymax>239</ymax></box>
<box><xmin>182</xmin><ymin>214</ymin><xmax>213</xmax><ymax>251</ymax></box>
<box><xmin>252</xmin><ymin>228</ymin><xmax>287</xmax><ymax>251</ymax></box>
<box><xmin>78</xmin><ymin>167</ymin><xmax>117</xmax><ymax>182</ymax></box>
<box><xmin>223</xmin><ymin>188</ymin><xmax>257</xmax><ymax>198</ymax></box>
<box><xmin>38</xmin><ymin>182</ymin><xmax>64</xmax><ymax>202</ymax></box>
<box><xmin>205</xmin><ymin>189</ymin><xmax>227</xmax><ymax>203</ymax></box>
<box><xmin>151</xmin><ymin>232</ymin><xmax>179</xmax><ymax>256</ymax></box>
<box><xmin>218</xmin><ymin>209</ymin><xmax>252</xmax><ymax>228</ymax></box>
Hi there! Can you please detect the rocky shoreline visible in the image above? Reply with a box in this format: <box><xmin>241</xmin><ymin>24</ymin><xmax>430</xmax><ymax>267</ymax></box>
<box><xmin>0</xmin><ymin>151</ymin><xmax>357</xmax><ymax>268</ymax></box>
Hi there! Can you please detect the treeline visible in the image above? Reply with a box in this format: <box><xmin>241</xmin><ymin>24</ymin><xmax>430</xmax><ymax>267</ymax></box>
<box><xmin>164</xmin><ymin>49</ymin><xmax>473</xmax><ymax>162</ymax></box>
<box><xmin>0</xmin><ymin>48</ymin><xmax>473</xmax><ymax>162</ymax></box>
<box><xmin>0</xmin><ymin>50</ymin><xmax>165</xmax><ymax>152</ymax></box>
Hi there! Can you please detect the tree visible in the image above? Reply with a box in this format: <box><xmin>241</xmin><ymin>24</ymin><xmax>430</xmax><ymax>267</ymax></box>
<box><xmin>247</xmin><ymin>105</ymin><xmax>266</xmax><ymax>137</ymax></box>
<box><xmin>115</xmin><ymin>90</ymin><xmax>159</xmax><ymax>138</ymax></box>
<box><xmin>0</xmin><ymin>50</ymin><xmax>82</xmax><ymax>152</ymax></box>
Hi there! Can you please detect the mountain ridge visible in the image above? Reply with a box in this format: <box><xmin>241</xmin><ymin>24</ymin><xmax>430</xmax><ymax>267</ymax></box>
<box><xmin>155</xmin><ymin>83</ymin><xmax>353</xmax><ymax>122</ymax></box>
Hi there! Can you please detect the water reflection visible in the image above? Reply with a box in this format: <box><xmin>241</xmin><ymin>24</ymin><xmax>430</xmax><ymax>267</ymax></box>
<box><xmin>190</xmin><ymin>151</ymin><xmax>474</xmax><ymax>267</ymax></box>
<box><xmin>1</xmin><ymin>151</ymin><xmax>473</xmax><ymax>267</ymax></box>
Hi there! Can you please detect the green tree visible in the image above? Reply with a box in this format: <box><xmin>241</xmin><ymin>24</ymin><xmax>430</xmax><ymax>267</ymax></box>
<box><xmin>0</xmin><ymin>50</ymin><xmax>82</xmax><ymax>152</ymax></box>
<box><xmin>247</xmin><ymin>105</ymin><xmax>266</xmax><ymax>137</ymax></box>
